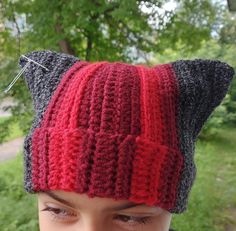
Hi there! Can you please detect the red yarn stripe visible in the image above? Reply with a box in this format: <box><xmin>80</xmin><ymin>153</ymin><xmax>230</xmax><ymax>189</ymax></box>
<box><xmin>87</xmin><ymin>132</ymin><xmax>118</xmax><ymax>197</ymax></box>
<box><xmin>87</xmin><ymin>63</ymin><xmax>128</xmax><ymax>196</ymax></box>
<box><xmin>155</xmin><ymin>64</ymin><xmax>180</xmax><ymax>149</ymax></box>
<box><xmin>68</xmin><ymin>62</ymin><xmax>108</xmax><ymax>129</ymax></box>
<box><xmin>72</xmin><ymin>64</ymin><xmax>112</xmax><ymax>192</ymax></box>
<box><xmin>60</xmin><ymin>128</ymin><xmax>82</xmax><ymax>190</ymax></box>
<box><xmin>77</xmin><ymin>68</ymin><xmax>98</xmax><ymax>129</ymax></box>
<box><xmin>31</xmin><ymin>128</ymin><xmax>41</xmax><ymax>191</ymax></box>
<box><xmin>38</xmin><ymin>128</ymin><xmax>49</xmax><ymax>190</ymax></box>
<box><xmin>42</xmin><ymin>61</ymin><xmax>89</xmax><ymax>128</ymax></box>
<box><xmin>114</xmin><ymin>64</ymin><xmax>141</xmax><ymax>198</ymax></box>
<box><xmin>100</xmin><ymin>63</ymin><xmax>121</xmax><ymax>133</ymax></box>
<box><xmin>135</xmin><ymin>65</ymin><xmax>163</xmax><ymax>141</ymax></box>
<box><xmin>47</xmin><ymin>128</ymin><xmax>63</xmax><ymax>189</ymax></box>
<box><xmin>117</xmin><ymin>63</ymin><xmax>137</xmax><ymax>135</ymax></box>
<box><xmin>88</xmin><ymin>64</ymin><xmax>111</xmax><ymax>133</ymax></box>
<box><xmin>130</xmin><ymin>65</ymin><xmax>141</xmax><ymax>135</ymax></box>
<box><xmin>53</xmin><ymin>62</ymin><xmax>90</xmax><ymax>129</ymax></box>
<box><xmin>114</xmin><ymin>134</ymin><xmax>137</xmax><ymax>199</ymax></box>
<box><xmin>130</xmin><ymin>64</ymin><xmax>184</xmax><ymax>210</ymax></box>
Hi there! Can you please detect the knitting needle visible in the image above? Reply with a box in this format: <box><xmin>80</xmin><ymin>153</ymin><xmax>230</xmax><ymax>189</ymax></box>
<box><xmin>3</xmin><ymin>61</ymin><xmax>31</xmax><ymax>93</ymax></box>
<box><xmin>3</xmin><ymin>55</ymin><xmax>49</xmax><ymax>94</ymax></box>
<box><xmin>21</xmin><ymin>55</ymin><xmax>49</xmax><ymax>71</ymax></box>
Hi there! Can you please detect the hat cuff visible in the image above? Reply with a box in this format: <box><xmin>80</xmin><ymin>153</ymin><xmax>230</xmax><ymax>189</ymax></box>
<box><xmin>29</xmin><ymin>126</ymin><xmax>184</xmax><ymax>211</ymax></box>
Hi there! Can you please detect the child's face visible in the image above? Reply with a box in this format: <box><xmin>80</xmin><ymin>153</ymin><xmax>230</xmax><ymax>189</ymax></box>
<box><xmin>38</xmin><ymin>190</ymin><xmax>172</xmax><ymax>231</ymax></box>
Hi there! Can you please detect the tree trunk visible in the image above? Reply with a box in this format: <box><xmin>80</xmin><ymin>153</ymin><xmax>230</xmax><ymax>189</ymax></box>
<box><xmin>55</xmin><ymin>21</ymin><xmax>76</xmax><ymax>56</ymax></box>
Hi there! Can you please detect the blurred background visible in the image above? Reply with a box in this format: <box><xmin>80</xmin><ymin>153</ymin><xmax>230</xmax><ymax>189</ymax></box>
<box><xmin>0</xmin><ymin>0</ymin><xmax>235</xmax><ymax>230</ymax></box>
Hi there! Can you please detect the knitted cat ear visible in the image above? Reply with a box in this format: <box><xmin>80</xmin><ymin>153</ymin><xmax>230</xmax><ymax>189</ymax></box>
<box><xmin>18</xmin><ymin>50</ymin><xmax>79</xmax><ymax>119</ymax></box>
<box><xmin>171</xmin><ymin>59</ymin><xmax>235</xmax><ymax>140</ymax></box>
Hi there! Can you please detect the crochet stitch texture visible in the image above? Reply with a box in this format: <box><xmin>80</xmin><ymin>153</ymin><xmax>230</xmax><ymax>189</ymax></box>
<box><xmin>19</xmin><ymin>50</ymin><xmax>235</xmax><ymax>213</ymax></box>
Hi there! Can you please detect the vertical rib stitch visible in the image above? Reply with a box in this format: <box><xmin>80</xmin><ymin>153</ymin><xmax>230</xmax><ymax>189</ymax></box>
<box><xmin>75</xmin><ymin>64</ymin><xmax>111</xmax><ymax>192</ymax></box>
<box><xmin>113</xmin><ymin>63</ymin><xmax>141</xmax><ymax>198</ymax></box>
<box><xmin>41</xmin><ymin>61</ymin><xmax>89</xmax><ymax>127</ymax></box>
<box><xmin>129</xmin><ymin>64</ymin><xmax>183</xmax><ymax>210</ymax></box>
<box><xmin>87</xmin><ymin>63</ymin><xmax>139</xmax><ymax>197</ymax></box>
<box><xmin>135</xmin><ymin>65</ymin><xmax>163</xmax><ymax>142</ymax></box>
<box><xmin>154</xmin><ymin>64</ymin><xmax>181</xmax><ymax>149</ymax></box>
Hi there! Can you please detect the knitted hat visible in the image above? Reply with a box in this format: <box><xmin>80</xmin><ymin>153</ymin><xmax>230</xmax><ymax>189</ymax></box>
<box><xmin>19</xmin><ymin>50</ymin><xmax>235</xmax><ymax>214</ymax></box>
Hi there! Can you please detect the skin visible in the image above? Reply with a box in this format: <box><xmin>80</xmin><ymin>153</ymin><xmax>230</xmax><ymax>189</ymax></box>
<box><xmin>38</xmin><ymin>190</ymin><xmax>172</xmax><ymax>231</ymax></box>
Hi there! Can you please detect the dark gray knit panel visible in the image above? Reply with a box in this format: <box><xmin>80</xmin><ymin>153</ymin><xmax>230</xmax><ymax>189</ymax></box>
<box><xmin>170</xmin><ymin>59</ymin><xmax>235</xmax><ymax>213</ymax></box>
<box><xmin>19</xmin><ymin>50</ymin><xmax>79</xmax><ymax>192</ymax></box>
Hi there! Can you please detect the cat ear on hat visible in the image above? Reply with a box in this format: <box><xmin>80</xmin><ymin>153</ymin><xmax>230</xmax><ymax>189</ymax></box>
<box><xmin>171</xmin><ymin>59</ymin><xmax>235</xmax><ymax>140</ymax></box>
<box><xmin>18</xmin><ymin>50</ymin><xmax>79</xmax><ymax>117</ymax></box>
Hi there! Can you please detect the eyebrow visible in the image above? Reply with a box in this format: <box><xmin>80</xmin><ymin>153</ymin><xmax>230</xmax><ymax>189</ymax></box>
<box><xmin>44</xmin><ymin>191</ymin><xmax>75</xmax><ymax>208</ymax></box>
<box><xmin>43</xmin><ymin>191</ymin><xmax>146</xmax><ymax>211</ymax></box>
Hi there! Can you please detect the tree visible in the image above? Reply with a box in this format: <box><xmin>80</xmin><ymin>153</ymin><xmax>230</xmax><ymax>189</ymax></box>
<box><xmin>0</xmin><ymin>0</ymin><xmax>220</xmax><ymax>143</ymax></box>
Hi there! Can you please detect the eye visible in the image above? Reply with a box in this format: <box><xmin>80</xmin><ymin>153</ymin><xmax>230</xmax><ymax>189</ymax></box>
<box><xmin>41</xmin><ymin>205</ymin><xmax>78</xmax><ymax>223</ymax></box>
<box><xmin>114</xmin><ymin>214</ymin><xmax>152</xmax><ymax>227</ymax></box>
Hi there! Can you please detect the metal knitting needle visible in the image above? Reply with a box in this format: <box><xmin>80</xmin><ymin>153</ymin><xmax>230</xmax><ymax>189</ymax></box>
<box><xmin>3</xmin><ymin>55</ymin><xmax>49</xmax><ymax>94</ymax></box>
<box><xmin>21</xmin><ymin>55</ymin><xmax>49</xmax><ymax>71</ymax></box>
<box><xmin>3</xmin><ymin>61</ymin><xmax>31</xmax><ymax>93</ymax></box>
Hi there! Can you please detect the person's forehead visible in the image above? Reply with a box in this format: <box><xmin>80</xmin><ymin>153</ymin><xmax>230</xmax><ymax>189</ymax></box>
<box><xmin>39</xmin><ymin>190</ymin><xmax>161</xmax><ymax>212</ymax></box>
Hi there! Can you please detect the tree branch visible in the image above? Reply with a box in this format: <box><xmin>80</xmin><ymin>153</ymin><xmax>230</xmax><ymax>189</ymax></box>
<box><xmin>9</xmin><ymin>2</ymin><xmax>21</xmax><ymax>57</ymax></box>
<box><xmin>55</xmin><ymin>16</ymin><xmax>76</xmax><ymax>55</ymax></box>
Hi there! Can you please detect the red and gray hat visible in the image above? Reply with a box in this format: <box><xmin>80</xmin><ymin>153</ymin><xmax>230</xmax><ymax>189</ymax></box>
<box><xmin>19</xmin><ymin>50</ymin><xmax>235</xmax><ymax>214</ymax></box>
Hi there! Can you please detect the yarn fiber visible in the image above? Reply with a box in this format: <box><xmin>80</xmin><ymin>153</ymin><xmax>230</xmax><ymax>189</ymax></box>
<box><xmin>19</xmin><ymin>50</ymin><xmax>235</xmax><ymax>213</ymax></box>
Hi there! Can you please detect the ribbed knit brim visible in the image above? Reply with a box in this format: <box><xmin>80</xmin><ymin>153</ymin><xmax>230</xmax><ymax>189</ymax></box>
<box><xmin>19</xmin><ymin>50</ymin><xmax>235</xmax><ymax>213</ymax></box>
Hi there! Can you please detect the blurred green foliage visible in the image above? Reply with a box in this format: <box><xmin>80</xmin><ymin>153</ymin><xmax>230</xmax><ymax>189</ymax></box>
<box><xmin>0</xmin><ymin>116</ymin><xmax>23</xmax><ymax>142</ymax></box>
<box><xmin>0</xmin><ymin>154</ymin><xmax>38</xmax><ymax>231</ymax></box>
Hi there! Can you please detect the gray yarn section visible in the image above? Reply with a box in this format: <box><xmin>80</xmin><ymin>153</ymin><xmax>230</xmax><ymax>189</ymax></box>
<box><xmin>18</xmin><ymin>50</ymin><xmax>79</xmax><ymax>192</ymax></box>
<box><xmin>170</xmin><ymin>59</ymin><xmax>235</xmax><ymax>213</ymax></box>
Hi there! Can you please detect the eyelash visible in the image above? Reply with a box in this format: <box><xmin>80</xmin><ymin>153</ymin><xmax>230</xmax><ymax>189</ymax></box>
<box><xmin>41</xmin><ymin>206</ymin><xmax>152</xmax><ymax>225</ymax></box>
<box><xmin>41</xmin><ymin>206</ymin><xmax>77</xmax><ymax>221</ymax></box>
<box><xmin>114</xmin><ymin>214</ymin><xmax>152</xmax><ymax>225</ymax></box>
